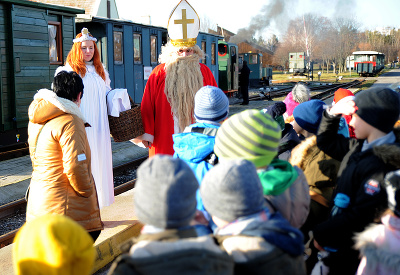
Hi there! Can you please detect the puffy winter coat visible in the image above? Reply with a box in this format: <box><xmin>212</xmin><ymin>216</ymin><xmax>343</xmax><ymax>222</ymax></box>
<box><xmin>27</xmin><ymin>89</ymin><xmax>103</xmax><ymax>232</ymax></box>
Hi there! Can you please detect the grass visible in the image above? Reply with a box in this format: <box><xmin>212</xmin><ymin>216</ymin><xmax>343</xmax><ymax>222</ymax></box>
<box><xmin>272</xmin><ymin>66</ymin><xmax>398</xmax><ymax>92</ymax></box>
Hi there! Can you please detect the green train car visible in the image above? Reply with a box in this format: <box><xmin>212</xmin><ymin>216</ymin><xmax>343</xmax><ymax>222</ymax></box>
<box><xmin>0</xmin><ymin>0</ymin><xmax>84</xmax><ymax>146</ymax></box>
<box><xmin>289</xmin><ymin>52</ymin><xmax>308</xmax><ymax>75</ymax></box>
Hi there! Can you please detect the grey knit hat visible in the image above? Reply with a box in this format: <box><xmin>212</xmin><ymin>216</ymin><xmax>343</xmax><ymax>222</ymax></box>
<box><xmin>355</xmin><ymin>87</ymin><xmax>400</xmax><ymax>133</ymax></box>
<box><xmin>194</xmin><ymin>85</ymin><xmax>229</xmax><ymax>123</ymax></box>
<box><xmin>134</xmin><ymin>155</ymin><xmax>198</xmax><ymax>229</ymax></box>
<box><xmin>200</xmin><ymin>159</ymin><xmax>265</xmax><ymax>222</ymax></box>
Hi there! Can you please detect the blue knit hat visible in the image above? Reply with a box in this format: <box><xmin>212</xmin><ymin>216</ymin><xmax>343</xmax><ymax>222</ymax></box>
<box><xmin>194</xmin><ymin>85</ymin><xmax>229</xmax><ymax>124</ymax></box>
<box><xmin>293</xmin><ymin>99</ymin><xmax>326</xmax><ymax>134</ymax></box>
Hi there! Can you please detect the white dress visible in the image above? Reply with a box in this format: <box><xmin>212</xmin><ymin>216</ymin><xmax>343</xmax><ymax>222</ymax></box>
<box><xmin>55</xmin><ymin>63</ymin><xmax>114</xmax><ymax>208</ymax></box>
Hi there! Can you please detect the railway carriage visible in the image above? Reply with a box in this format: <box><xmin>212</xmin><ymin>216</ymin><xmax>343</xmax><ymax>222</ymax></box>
<box><xmin>289</xmin><ymin>52</ymin><xmax>308</xmax><ymax>75</ymax></box>
<box><xmin>353</xmin><ymin>51</ymin><xmax>385</xmax><ymax>76</ymax></box>
<box><xmin>0</xmin><ymin>0</ymin><xmax>84</xmax><ymax>146</ymax></box>
<box><xmin>0</xmin><ymin>1</ymin><xmax>221</xmax><ymax>147</ymax></box>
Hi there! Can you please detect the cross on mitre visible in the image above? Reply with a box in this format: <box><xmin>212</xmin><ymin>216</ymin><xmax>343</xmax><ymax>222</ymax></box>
<box><xmin>168</xmin><ymin>0</ymin><xmax>200</xmax><ymax>47</ymax></box>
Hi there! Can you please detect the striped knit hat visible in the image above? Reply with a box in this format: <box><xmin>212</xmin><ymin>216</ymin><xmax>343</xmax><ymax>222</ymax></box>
<box><xmin>214</xmin><ymin>109</ymin><xmax>281</xmax><ymax>167</ymax></box>
<box><xmin>194</xmin><ymin>85</ymin><xmax>229</xmax><ymax>124</ymax></box>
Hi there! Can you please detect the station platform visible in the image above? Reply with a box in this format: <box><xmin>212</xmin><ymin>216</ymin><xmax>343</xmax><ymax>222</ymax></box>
<box><xmin>0</xmin><ymin>188</ymin><xmax>143</xmax><ymax>274</ymax></box>
<box><xmin>0</xmin><ymin>97</ymin><xmax>277</xmax><ymax>274</ymax></box>
<box><xmin>0</xmin><ymin>140</ymin><xmax>148</xmax><ymax>206</ymax></box>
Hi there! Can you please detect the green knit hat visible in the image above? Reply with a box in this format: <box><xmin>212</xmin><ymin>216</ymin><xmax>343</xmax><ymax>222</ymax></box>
<box><xmin>215</xmin><ymin>109</ymin><xmax>281</xmax><ymax>167</ymax></box>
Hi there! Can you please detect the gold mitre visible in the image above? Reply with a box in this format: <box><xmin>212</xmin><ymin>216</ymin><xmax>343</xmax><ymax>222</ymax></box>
<box><xmin>167</xmin><ymin>0</ymin><xmax>200</xmax><ymax>47</ymax></box>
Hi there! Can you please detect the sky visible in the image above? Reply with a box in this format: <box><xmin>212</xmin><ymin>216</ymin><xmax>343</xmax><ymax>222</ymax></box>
<box><xmin>115</xmin><ymin>0</ymin><xmax>400</xmax><ymax>40</ymax></box>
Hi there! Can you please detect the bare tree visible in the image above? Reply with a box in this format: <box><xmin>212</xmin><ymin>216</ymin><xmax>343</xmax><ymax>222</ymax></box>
<box><xmin>200</xmin><ymin>15</ymin><xmax>216</xmax><ymax>33</ymax></box>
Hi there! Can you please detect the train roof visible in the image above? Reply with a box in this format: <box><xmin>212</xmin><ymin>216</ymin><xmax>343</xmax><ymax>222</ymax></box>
<box><xmin>352</xmin><ymin>51</ymin><xmax>385</xmax><ymax>55</ymax></box>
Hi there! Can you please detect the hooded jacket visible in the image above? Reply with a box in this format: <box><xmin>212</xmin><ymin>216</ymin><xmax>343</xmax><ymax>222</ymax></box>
<box><xmin>108</xmin><ymin>227</ymin><xmax>234</xmax><ymax>275</ymax></box>
<box><xmin>173</xmin><ymin>122</ymin><xmax>219</xmax><ymax>212</ymax></box>
<box><xmin>214</xmin><ymin>209</ymin><xmax>306</xmax><ymax>275</ymax></box>
<box><xmin>354</xmin><ymin>213</ymin><xmax>400</xmax><ymax>275</ymax></box>
<box><xmin>290</xmin><ymin>135</ymin><xmax>340</xmax><ymax>205</ymax></box>
<box><xmin>27</xmin><ymin>89</ymin><xmax>102</xmax><ymax>232</ymax></box>
<box><xmin>259</xmin><ymin>159</ymin><xmax>310</xmax><ymax>229</ymax></box>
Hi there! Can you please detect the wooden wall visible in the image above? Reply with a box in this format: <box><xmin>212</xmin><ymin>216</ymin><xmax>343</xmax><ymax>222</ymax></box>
<box><xmin>0</xmin><ymin>2</ymin><xmax>77</xmax><ymax>132</ymax></box>
<box><xmin>237</xmin><ymin>42</ymin><xmax>274</xmax><ymax>67</ymax></box>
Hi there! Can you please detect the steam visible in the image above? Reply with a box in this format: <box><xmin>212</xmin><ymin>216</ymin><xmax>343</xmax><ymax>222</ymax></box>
<box><xmin>229</xmin><ymin>0</ymin><xmax>357</xmax><ymax>44</ymax></box>
<box><xmin>230</xmin><ymin>0</ymin><xmax>293</xmax><ymax>44</ymax></box>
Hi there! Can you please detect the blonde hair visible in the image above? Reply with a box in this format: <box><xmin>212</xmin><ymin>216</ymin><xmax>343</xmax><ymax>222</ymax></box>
<box><xmin>160</xmin><ymin>42</ymin><xmax>205</xmax><ymax>132</ymax></box>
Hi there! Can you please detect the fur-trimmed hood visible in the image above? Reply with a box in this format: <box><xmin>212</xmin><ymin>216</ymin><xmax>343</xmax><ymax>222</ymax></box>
<box><xmin>354</xmin><ymin>214</ymin><xmax>400</xmax><ymax>275</ymax></box>
<box><xmin>28</xmin><ymin>88</ymin><xmax>86</xmax><ymax>124</ymax></box>
<box><xmin>372</xmin><ymin>128</ymin><xmax>400</xmax><ymax>169</ymax></box>
<box><xmin>289</xmin><ymin>135</ymin><xmax>318</xmax><ymax>170</ymax></box>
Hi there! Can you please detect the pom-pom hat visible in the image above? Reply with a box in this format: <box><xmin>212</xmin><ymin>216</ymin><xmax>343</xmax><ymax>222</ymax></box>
<box><xmin>168</xmin><ymin>0</ymin><xmax>200</xmax><ymax>47</ymax></box>
<box><xmin>73</xmin><ymin>28</ymin><xmax>97</xmax><ymax>43</ymax></box>
<box><xmin>214</xmin><ymin>110</ymin><xmax>281</xmax><ymax>167</ymax></box>
<box><xmin>333</xmin><ymin>88</ymin><xmax>355</xmax><ymax>105</ymax></box>
<box><xmin>194</xmin><ymin>85</ymin><xmax>229</xmax><ymax>124</ymax></box>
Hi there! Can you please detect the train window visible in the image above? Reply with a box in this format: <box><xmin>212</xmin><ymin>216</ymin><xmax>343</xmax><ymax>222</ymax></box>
<box><xmin>249</xmin><ymin>54</ymin><xmax>257</xmax><ymax>64</ymax></box>
<box><xmin>211</xmin><ymin>43</ymin><xmax>216</xmax><ymax>65</ymax></box>
<box><xmin>201</xmin><ymin>41</ymin><xmax>206</xmax><ymax>64</ymax></box>
<box><xmin>48</xmin><ymin>22</ymin><xmax>62</xmax><ymax>65</ymax></box>
<box><xmin>150</xmin><ymin>35</ymin><xmax>157</xmax><ymax>64</ymax></box>
<box><xmin>133</xmin><ymin>33</ymin><xmax>142</xmax><ymax>64</ymax></box>
<box><xmin>218</xmin><ymin>44</ymin><xmax>227</xmax><ymax>56</ymax></box>
<box><xmin>113</xmin><ymin>31</ymin><xmax>123</xmax><ymax>64</ymax></box>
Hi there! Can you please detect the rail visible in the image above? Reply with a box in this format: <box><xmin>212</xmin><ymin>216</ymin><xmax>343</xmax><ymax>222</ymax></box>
<box><xmin>0</xmin><ymin>155</ymin><xmax>147</xmax><ymax>248</ymax></box>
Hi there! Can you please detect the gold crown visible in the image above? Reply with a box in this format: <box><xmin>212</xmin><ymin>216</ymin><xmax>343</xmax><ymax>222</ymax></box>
<box><xmin>167</xmin><ymin>0</ymin><xmax>200</xmax><ymax>47</ymax></box>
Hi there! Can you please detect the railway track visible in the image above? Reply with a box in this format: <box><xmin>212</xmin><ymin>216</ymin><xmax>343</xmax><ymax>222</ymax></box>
<box><xmin>0</xmin><ymin>143</ymin><xmax>29</xmax><ymax>162</ymax></box>
<box><xmin>0</xmin><ymin>155</ymin><xmax>148</xmax><ymax>248</ymax></box>
<box><xmin>248</xmin><ymin>79</ymin><xmax>365</xmax><ymax>102</ymax></box>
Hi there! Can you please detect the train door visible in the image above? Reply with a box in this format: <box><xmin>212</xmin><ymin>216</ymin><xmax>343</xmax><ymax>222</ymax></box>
<box><xmin>230</xmin><ymin>45</ymin><xmax>238</xmax><ymax>90</ymax></box>
<box><xmin>133</xmin><ymin>31</ymin><xmax>143</xmax><ymax>103</ymax></box>
<box><xmin>112</xmin><ymin>25</ymin><xmax>125</xmax><ymax>89</ymax></box>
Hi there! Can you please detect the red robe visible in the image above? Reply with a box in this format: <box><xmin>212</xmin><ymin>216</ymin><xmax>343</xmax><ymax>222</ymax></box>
<box><xmin>140</xmin><ymin>63</ymin><xmax>217</xmax><ymax>157</ymax></box>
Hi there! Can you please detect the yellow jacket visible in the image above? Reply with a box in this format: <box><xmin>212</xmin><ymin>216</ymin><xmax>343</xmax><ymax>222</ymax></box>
<box><xmin>27</xmin><ymin>89</ymin><xmax>103</xmax><ymax>232</ymax></box>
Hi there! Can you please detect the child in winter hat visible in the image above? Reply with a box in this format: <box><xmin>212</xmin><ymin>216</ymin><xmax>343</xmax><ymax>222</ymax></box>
<box><xmin>173</xmin><ymin>85</ymin><xmax>229</xmax><ymax>219</ymax></box>
<box><xmin>312</xmin><ymin>86</ymin><xmax>400</xmax><ymax>274</ymax></box>
<box><xmin>200</xmin><ymin>159</ymin><xmax>306</xmax><ymax>274</ymax></box>
<box><xmin>214</xmin><ymin>110</ymin><xmax>310</xmax><ymax>228</ymax></box>
<box><xmin>194</xmin><ymin>85</ymin><xmax>229</xmax><ymax>125</ymax></box>
<box><xmin>134</xmin><ymin>155</ymin><xmax>198</xmax><ymax>229</ymax></box>
<box><xmin>354</xmin><ymin>87</ymin><xmax>400</xmax><ymax>134</ymax></box>
<box><xmin>13</xmin><ymin>214</ymin><xmax>95</xmax><ymax>275</ymax></box>
<box><xmin>109</xmin><ymin>155</ymin><xmax>234</xmax><ymax>275</ymax></box>
<box><xmin>290</xmin><ymin>100</ymin><xmax>342</xmax><ymax>246</ymax></box>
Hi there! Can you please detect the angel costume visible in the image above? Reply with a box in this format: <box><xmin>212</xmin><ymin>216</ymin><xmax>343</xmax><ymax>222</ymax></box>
<box><xmin>55</xmin><ymin>63</ymin><xmax>114</xmax><ymax>208</ymax></box>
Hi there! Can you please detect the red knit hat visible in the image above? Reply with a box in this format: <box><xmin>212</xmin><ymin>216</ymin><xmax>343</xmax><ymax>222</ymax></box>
<box><xmin>333</xmin><ymin>88</ymin><xmax>355</xmax><ymax>105</ymax></box>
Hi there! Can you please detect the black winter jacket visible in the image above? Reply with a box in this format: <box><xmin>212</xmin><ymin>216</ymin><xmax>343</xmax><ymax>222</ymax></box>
<box><xmin>313</xmin><ymin>110</ymin><xmax>400</xmax><ymax>250</ymax></box>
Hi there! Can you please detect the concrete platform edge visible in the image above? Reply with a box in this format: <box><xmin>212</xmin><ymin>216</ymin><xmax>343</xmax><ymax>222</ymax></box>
<box><xmin>92</xmin><ymin>221</ymin><xmax>143</xmax><ymax>273</ymax></box>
